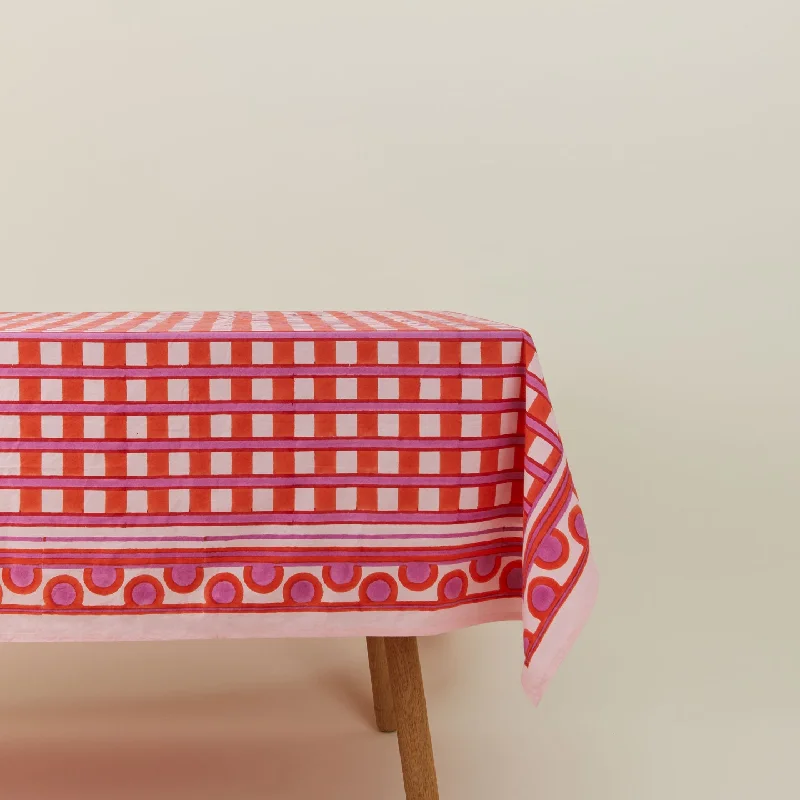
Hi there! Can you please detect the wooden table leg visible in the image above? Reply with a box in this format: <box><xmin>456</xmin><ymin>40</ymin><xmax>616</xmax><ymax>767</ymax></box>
<box><xmin>384</xmin><ymin>636</ymin><xmax>440</xmax><ymax>800</ymax></box>
<box><xmin>366</xmin><ymin>636</ymin><xmax>397</xmax><ymax>732</ymax></box>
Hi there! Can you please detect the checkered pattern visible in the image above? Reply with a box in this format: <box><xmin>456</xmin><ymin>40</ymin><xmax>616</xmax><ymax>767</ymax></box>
<box><xmin>0</xmin><ymin>375</ymin><xmax>524</xmax><ymax>400</ymax></box>
<box><xmin>0</xmin><ymin>338</ymin><xmax>523</xmax><ymax>366</ymax></box>
<box><xmin>0</xmin><ymin>312</ymin><xmax>594</xmax><ymax>705</ymax></box>
<box><xmin>0</xmin><ymin>315</ymin><xmax>538</xmax><ymax>523</ymax></box>
<box><xmin>0</xmin><ymin>311</ymin><xmax>519</xmax><ymax>335</ymax></box>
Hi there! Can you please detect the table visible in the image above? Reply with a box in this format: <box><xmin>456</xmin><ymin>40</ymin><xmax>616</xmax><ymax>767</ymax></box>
<box><xmin>0</xmin><ymin>311</ymin><xmax>597</xmax><ymax>799</ymax></box>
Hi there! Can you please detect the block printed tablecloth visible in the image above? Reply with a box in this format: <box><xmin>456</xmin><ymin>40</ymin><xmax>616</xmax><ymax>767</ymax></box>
<box><xmin>0</xmin><ymin>312</ymin><xmax>597</xmax><ymax>701</ymax></box>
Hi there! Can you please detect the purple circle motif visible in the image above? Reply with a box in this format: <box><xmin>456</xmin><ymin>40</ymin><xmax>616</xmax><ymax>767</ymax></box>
<box><xmin>10</xmin><ymin>565</ymin><xmax>35</xmax><ymax>588</ymax></box>
<box><xmin>290</xmin><ymin>580</ymin><xmax>316</xmax><ymax>604</ymax></box>
<box><xmin>131</xmin><ymin>582</ymin><xmax>157</xmax><ymax>606</ymax></box>
<box><xmin>211</xmin><ymin>580</ymin><xmax>236</xmax><ymax>604</ymax></box>
<box><xmin>250</xmin><ymin>564</ymin><xmax>275</xmax><ymax>586</ymax></box>
<box><xmin>171</xmin><ymin>565</ymin><xmax>198</xmax><ymax>588</ymax></box>
<box><xmin>443</xmin><ymin>575</ymin><xmax>464</xmax><ymax>601</ymax></box>
<box><xmin>250</xmin><ymin>564</ymin><xmax>277</xmax><ymax>587</ymax></box>
<box><xmin>51</xmin><ymin>582</ymin><xmax>77</xmax><ymax>607</ymax></box>
<box><xmin>535</xmin><ymin>534</ymin><xmax>563</xmax><ymax>564</ymax></box>
<box><xmin>329</xmin><ymin>564</ymin><xmax>355</xmax><ymax>585</ymax></box>
<box><xmin>404</xmin><ymin>563</ymin><xmax>431</xmax><ymax>584</ymax></box>
<box><xmin>366</xmin><ymin>579</ymin><xmax>391</xmax><ymax>603</ymax></box>
<box><xmin>574</xmin><ymin>513</ymin><xmax>587</xmax><ymax>540</ymax></box>
<box><xmin>505</xmin><ymin>567</ymin><xmax>524</xmax><ymax>591</ymax></box>
<box><xmin>473</xmin><ymin>555</ymin><xmax>497</xmax><ymax>578</ymax></box>
<box><xmin>530</xmin><ymin>584</ymin><xmax>556</xmax><ymax>612</ymax></box>
<box><xmin>90</xmin><ymin>566</ymin><xmax>118</xmax><ymax>589</ymax></box>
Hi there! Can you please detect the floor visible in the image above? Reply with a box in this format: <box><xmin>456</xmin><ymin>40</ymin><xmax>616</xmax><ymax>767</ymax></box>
<box><xmin>0</xmin><ymin>608</ymin><xmax>796</xmax><ymax>799</ymax></box>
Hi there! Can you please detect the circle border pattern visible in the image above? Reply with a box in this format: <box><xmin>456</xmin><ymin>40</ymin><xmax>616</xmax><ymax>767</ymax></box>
<box><xmin>499</xmin><ymin>559</ymin><xmax>524</xmax><ymax>593</ymax></box>
<box><xmin>44</xmin><ymin>575</ymin><xmax>85</xmax><ymax>609</ymax></box>
<box><xmin>568</xmin><ymin>505</ymin><xmax>587</xmax><ymax>543</ymax></box>
<box><xmin>358</xmin><ymin>572</ymin><xmax>399</xmax><ymax>605</ymax></box>
<box><xmin>204</xmin><ymin>572</ymin><xmax>245</xmax><ymax>606</ymax></box>
<box><xmin>437</xmin><ymin>569</ymin><xmax>469</xmax><ymax>603</ymax></box>
<box><xmin>244</xmin><ymin>564</ymin><xmax>284</xmax><ymax>594</ymax></box>
<box><xmin>468</xmin><ymin>556</ymin><xmax>501</xmax><ymax>583</ymax></box>
<box><xmin>322</xmin><ymin>564</ymin><xmax>362</xmax><ymax>592</ymax></box>
<box><xmin>533</xmin><ymin>530</ymin><xmax>570</xmax><ymax>570</ymax></box>
<box><xmin>84</xmin><ymin>566</ymin><xmax>125</xmax><ymax>595</ymax></box>
<box><xmin>398</xmin><ymin>563</ymin><xmax>438</xmax><ymax>591</ymax></box>
<box><xmin>164</xmin><ymin>565</ymin><xmax>205</xmax><ymax>594</ymax></box>
<box><xmin>2</xmin><ymin>566</ymin><xmax>43</xmax><ymax>595</ymax></box>
<box><xmin>527</xmin><ymin>576</ymin><xmax>561</xmax><ymax>619</ymax></box>
<box><xmin>124</xmin><ymin>575</ymin><xmax>166</xmax><ymax>608</ymax></box>
<box><xmin>283</xmin><ymin>573</ymin><xmax>324</xmax><ymax>606</ymax></box>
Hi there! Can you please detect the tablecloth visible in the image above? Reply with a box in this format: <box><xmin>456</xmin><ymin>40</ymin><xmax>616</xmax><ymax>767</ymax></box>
<box><xmin>0</xmin><ymin>311</ymin><xmax>597</xmax><ymax>702</ymax></box>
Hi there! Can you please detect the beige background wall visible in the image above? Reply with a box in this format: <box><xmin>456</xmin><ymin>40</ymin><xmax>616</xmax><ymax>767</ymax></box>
<box><xmin>1</xmin><ymin>2</ymin><xmax>798</xmax><ymax>798</ymax></box>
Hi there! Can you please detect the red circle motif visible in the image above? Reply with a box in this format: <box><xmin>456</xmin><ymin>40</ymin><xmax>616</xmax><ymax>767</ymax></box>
<box><xmin>83</xmin><ymin>567</ymin><xmax>125</xmax><ymax>595</ymax></box>
<box><xmin>283</xmin><ymin>573</ymin><xmax>324</xmax><ymax>606</ymax></box>
<box><xmin>244</xmin><ymin>564</ymin><xmax>284</xmax><ymax>594</ymax></box>
<box><xmin>164</xmin><ymin>565</ymin><xmax>205</xmax><ymax>593</ymax></box>
<box><xmin>436</xmin><ymin>569</ymin><xmax>469</xmax><ymax>603</ymax></box>
<box><xmin>204</xmin><ymin>572</ymin><xmax>245</xmax><ymax>606</ymax></box>
<box><xmin>124</xmin><ymin>575</ymin><xmax>166</xmax><ymax>608</ymax></box>
<box><xmin>44</xmin><ymin>575</ymin><xmax>85</xmax><ymax>609</ymax></box>
<box><xmin>2</xmin><ymin>565</ymin><xmax>43</xmax><ymax>595</ymax></box>
<box><xmin>398</xmin><ymin>563</ymin><xmax>438</xmax><ymax>591</ymax></box>
<box><xmin>322</xmin><ymin>564</ymin><xmax>363</xmax><ymax>592</ymax></box>
<box><xmin>358</xmin><ymin>572</ymin><xmax>399</xmax><ymax>605</ymax></box>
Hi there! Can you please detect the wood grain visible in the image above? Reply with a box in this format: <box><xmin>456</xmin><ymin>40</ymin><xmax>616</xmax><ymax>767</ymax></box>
<box><xmin>366</xmin><ymin>636</ymin><xmax>397</xmax><ymax>732</ymax></box>
<box><xmin>384</xmin><ymin>636</ymin><xmax>440</xmax><ymax>800</ymax></box>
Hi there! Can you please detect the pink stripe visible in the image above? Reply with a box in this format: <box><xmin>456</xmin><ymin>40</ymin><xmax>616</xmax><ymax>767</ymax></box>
<box><xmin>0</xmin><ymin>435</ymin><xmax>523</xmax><ymax>451</ymax></box>
<box><xmin>0</xmin><ymin>365</ymin><xmax>522</xmax><ymax>378</ymax></box>
<box><xmin>0</xmin><ymin>329</ymin><xmax>523</xmax><ymax>341</ymax></box>
<box><xmin>0</xmin><ymin>542</ymin><xmax>522</xmax><ymax>565</ymax></box>
<box><xmin>522</xmin><ymin>457</ymin><xmax>551</xmax><ymax>482</ymax></box>
<box><xmin>0</xmin><ymin>591</ymin><xmax>520</xmax><ymax>615</ymax></box>
<box><xmin>1</xmin><ymin>400</ymin><xmax>522</xmax><ymax>414</ymax></box>
<box><xmin>0</xmin><ymin>507</ymin><xmax>523</xmax><ymax>527</ymax></box>
<box><xmin>525</xmin><ymin>374</ymin><xmax>549</xmax><ymax>397</ymax></box>
<box><xmin>525</xmin><ymin>419</ymin><xmax>563</xmax><ymax>450</ymax></box>
<box><xmin>0</xmin><ymin>471</ymin><xmax>523</xmax><ymax>489</ymax></box>
<box><xmin>0</xmin><ymin>524</ymin><xmax>523</xmax><ymax>543</ymax></box>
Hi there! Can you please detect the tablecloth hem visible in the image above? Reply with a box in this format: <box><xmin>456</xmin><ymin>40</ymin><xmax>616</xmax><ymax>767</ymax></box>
<box><xmin>0</xmin><ymin>598</ymin><xmax>522</xmax><ymax>643</ymax></box>
<box><xmin>521</xmin><ymin>556</ymin><xmax>599</xmax><ymax>704</ymax></box>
